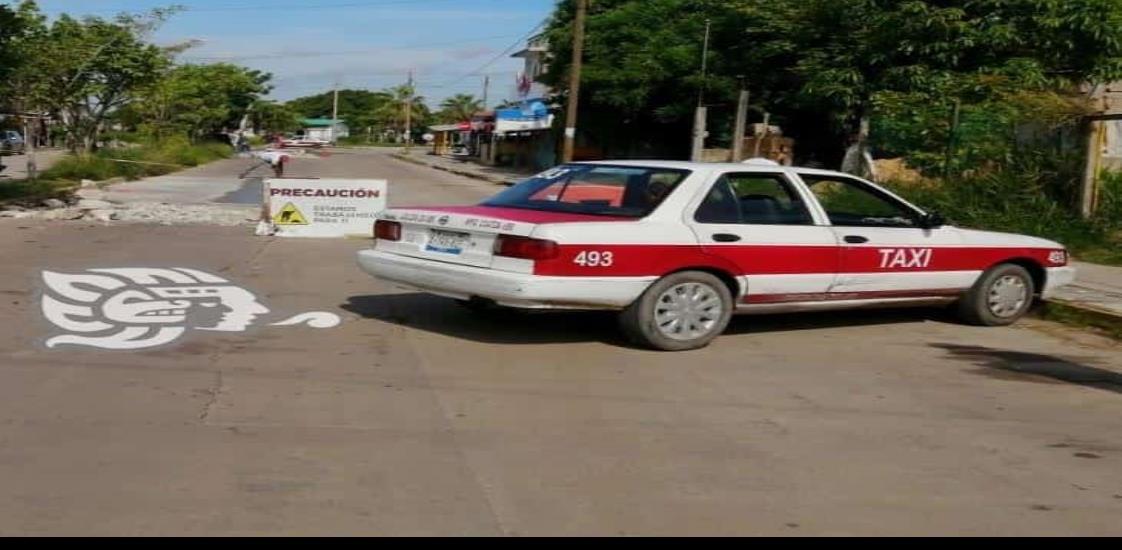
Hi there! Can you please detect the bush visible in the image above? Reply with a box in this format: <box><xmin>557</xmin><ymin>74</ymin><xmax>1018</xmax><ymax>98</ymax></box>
<box><xmin>885</xmin><ymin>156</ymin><xmax>1122</xmax><ymax>265</ymax></box>
<box><xmin>0</xmin><ymin>179</ymin><xmax>75</xmax><ymax>203</ymax></box>
<box><xmin>39</xmin><ymin>139</ymin><xmax>232</xmax><ymax>182</ymax></box>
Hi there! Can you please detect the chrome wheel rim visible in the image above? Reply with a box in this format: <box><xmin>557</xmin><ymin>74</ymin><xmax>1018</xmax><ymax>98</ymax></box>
<box><xmin>988</xmin><ymin>275</ymin><xmax>1028</xmax><ymax>318</ymax></box>
<box><xmin>654</xmin><ymin>282</ymin><xmax>724</xmax><ymax>341</ymax></box>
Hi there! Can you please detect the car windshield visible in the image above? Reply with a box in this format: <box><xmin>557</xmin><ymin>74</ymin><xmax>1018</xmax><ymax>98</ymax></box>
<box><xmin>482</xmin><ymin>164</ymin><xmax>691</xmax><ymax>218</ymax></box>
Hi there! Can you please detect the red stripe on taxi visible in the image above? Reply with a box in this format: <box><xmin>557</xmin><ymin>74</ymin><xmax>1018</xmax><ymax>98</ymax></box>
<box><xmin>396</xmin><ymin>206</ymin><xmax>634</xmax><ymax>224</ymax></box>
<box><xmin>532</xmin><ymin>245</ymin><xmax>1062</xmax><ymax>277</ymax></box>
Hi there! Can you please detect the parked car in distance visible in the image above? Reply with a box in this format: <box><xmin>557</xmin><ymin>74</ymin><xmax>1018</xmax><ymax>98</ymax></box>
<box><xmin>0</xmin><ymin>130</ymin><xmax>25</xmax><ymax>155</ymax></box>
<box><xmin>358</xmin><ymin>161</ymin><xmax>1075</xmax><ymax>351</ymax></box>
<box><xmin>279</xmin><ymin>133</ymin><xmax>330</xmax><ymax>149</ymax></box>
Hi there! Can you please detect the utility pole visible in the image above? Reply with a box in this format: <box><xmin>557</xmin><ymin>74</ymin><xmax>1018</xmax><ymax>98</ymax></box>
<box><xmin>753</xmin><ymin>112</ymin><xmax>770</xmax><ymax>159</ymax></box>
<box><xmin>562</xmin><ymin>0</ymin><xmax>588</xmax><ymax>163</ymax></box>
<box><xmin>404</xmin><ymin>69</ymin><xmax>414</xmax><ymax>151</ymax></box>
<box><xmin>482</xmin><ymin>75</ymin><xmax>490</xmax><ymax>110</ymax></box>
<box><xmin>332</xmin><ymin>80</ymin><xmax>339</xmax><ymax>123</ymax></box>
<box><xmin>690</xmin><ymin>19</ymin><xmax>712</xmax><ymax>162</ymax></box>
<box><xmin>23</xmin><ymin>115</ymin><xmax>37</xmax><ymax>180</ymax></box>
<box><xmin>731</xmin><ymin>81</ymin><xmax>749</xmax><ymax>162</ymax></box>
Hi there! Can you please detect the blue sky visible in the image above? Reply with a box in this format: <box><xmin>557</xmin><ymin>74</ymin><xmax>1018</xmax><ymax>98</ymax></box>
<box><xmin>32</xmin><ymin>0</ymin><xmax>557</xmax><ymax>105</ymax></box>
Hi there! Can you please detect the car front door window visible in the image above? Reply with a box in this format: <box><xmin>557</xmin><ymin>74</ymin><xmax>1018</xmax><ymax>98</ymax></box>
<box><xmin>803</xmin><ymin>176</ymin><xmax>919</xmax><ymax>228</ymax></box>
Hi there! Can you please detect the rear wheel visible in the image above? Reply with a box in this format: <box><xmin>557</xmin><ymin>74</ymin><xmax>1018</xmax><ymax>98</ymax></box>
<box><xmin>957</xmin><ymin>263</ymin><xmax>1036</xmax><ymax>326</ymax></box>
<box><xmin>620</xmin><ymin>271</ymin><xmax>734</xmax><ymax>351</ymax></box>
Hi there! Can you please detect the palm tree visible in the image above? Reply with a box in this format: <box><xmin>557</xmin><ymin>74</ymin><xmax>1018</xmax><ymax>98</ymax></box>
<box><xmin>439</xmin><ymin>94</ymin><xmax>483</xmax><ymax>123</ymax></box>
<box><xmin>374</xmin><ymin>84</ymin><xmax>429</xmax><ymax>142</ymax></box>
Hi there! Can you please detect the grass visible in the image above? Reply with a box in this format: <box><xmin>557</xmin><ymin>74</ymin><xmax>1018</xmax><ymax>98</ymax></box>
<box><xmin>1</xmin><ymin>138</ymin><xmax>232</xmax><ymax>205</ymax></box>
<box><xmin>0</xmin><ymin>178</ymin><xmax>76</xmax><ymax>203</ymax></box>
<box><xmin>39</xmin><ymin>138</ymin><xmax>232</xmax><ymax>183</ymax></box>
<box><xmin>1037</xmin><ymin>301</ymin><xmax>1122</xmax><ymax>341</ymax></box>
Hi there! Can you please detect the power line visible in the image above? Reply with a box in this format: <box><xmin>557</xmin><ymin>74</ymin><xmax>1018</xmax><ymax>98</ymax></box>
<box><xmin>187</xmin><ymin>0</ymin><xmax>458</xmax><ymax>12</ymax></box>
<box><xmin>53</xmin><ymin>0</ymin><xmax>469</xmax><ymax>16</ymax></box>
<box><xmin>179</xmin><ymin>32</ymin><xmax>525</xmax><ymax>62</ymax></box>
<box><xmin>433</xmin><ymin>17</ymin><xmax>548</xmax><ymax>89</ymax></box>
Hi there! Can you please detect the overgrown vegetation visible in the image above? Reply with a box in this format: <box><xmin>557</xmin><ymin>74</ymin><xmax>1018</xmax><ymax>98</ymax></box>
<box><xmin>38</xmin><ymin>138</ymin><xmax>231</xmax><ymax>182</ymax></box>
<box><xmin>0</xmin><ymin>179</ymin><xmax>75</xmax><ymax>203</ymax></box>
<box><xmin>886</xmin><ymin>158</ymin><xmax>1122</xmax><ymax>265</ymax></box>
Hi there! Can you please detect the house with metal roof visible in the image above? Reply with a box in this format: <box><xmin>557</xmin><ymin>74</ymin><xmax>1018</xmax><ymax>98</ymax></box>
<box><xmin>300</xmin><ymin>118</ymin><xmax>349</xmax><ymax>143</ymax></box>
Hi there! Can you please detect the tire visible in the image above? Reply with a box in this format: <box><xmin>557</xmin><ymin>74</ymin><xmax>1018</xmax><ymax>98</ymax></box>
<box><xmin>957</xmin><ymin>263</ymin><xmax>1036</xmax><ymax>327</ymax></box>
<box><xmin>619</xmin><ymin>271</ymin><xmax>734</xmax><ymax>351</ymax></box>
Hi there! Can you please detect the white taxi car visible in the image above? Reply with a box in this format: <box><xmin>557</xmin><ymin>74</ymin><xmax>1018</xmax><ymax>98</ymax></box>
<box><xmin>357</xmin><ymin>161</ymin><xmax>1076</xmax><ymax>351</ymax></box>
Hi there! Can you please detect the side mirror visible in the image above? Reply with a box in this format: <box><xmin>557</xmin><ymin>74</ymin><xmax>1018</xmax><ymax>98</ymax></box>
<box><xmin>920</xmin><ymin>212</ymin><xmax>946</xmax><ymax>229</ymax></box>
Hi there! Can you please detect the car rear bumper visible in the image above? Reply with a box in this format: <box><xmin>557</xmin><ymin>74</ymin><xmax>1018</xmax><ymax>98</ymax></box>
<box><xmin>356</xmin><ymin>249</ymin><xmax>653</xmax><ymax>310</ymax></box>
<box><xmin>1043</xmin><ymin>266</ymin><xmax>1077</xmax><ymax>299</ymax></box>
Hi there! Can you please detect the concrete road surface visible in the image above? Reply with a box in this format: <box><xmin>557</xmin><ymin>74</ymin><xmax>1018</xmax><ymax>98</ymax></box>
<box><xmin>0</xmin><ymin>149</ymin><xmax>68</xmax><ymax>181</ymax></box>
<box><xmin>0</xmin><ymin>148</ymin><xmax>1120</xmax><ymax>536</ymax></box>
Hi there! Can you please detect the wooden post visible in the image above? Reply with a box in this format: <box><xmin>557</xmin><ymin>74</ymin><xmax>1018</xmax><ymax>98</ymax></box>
<box><xmin>732</xmin><ymin>89</ymin><xmax>749</xmax><ymax>162</ymax></box>
<box><xmin>562</xmin><ymin>0</ymin><xmax>588</xmax><ymax>163</ymax></box>
<box><xmin>1081</xmin><ymin>118</ymin><xmax>1106</xmax><ymax>219</ymax></box>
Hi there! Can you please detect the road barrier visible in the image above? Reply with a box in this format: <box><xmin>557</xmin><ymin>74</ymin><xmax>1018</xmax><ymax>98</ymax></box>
<box><xmin>256</xmin><ymin>178</ymin><xmax>387</xmax><ymax>239</ymax></box>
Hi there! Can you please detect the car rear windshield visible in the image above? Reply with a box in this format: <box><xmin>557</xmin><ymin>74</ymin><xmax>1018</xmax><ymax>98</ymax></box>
<box><xmin>482</xmin><ymin>164</ymin><xmax>691</xmax><ymax>218</ymax></box>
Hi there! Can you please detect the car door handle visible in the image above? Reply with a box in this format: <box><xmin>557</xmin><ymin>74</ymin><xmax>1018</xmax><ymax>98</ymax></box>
<box><xmin>712</xmin><ymin>233</ymin><xmax>742</xmax><ymax>243</ymax></box>
<box><xmin>844</xmin><ymin>235</ymin><xmax>870</xmax><ymax>244</ymax></box>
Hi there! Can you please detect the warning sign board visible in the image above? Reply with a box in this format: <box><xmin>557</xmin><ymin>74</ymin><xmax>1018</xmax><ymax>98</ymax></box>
<box><xmin>273</xmin><ymin>203</ymin><xmax>309</xmax><ymax>225</ymax></box>
<box><xmin>265</xmin><ymin>179</ymin><xmax>388</xmax><ymax>238</ymax></box>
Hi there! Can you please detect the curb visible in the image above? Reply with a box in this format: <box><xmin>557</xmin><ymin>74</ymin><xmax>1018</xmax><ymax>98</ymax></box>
<box><xmin>1038</xmin><ymin>299</ymin><xmax>1122</xmax><ymax>340</ymax></box>
<box><xmin>390</xmin><ymin>154</ymin><xmax>517</xmax><ymax>186</ymax></box>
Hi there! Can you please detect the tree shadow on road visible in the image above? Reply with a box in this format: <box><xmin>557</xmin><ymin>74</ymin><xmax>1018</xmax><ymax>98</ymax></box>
<box><xmin>344</xmin><ymin>292</ymin><xmax>954</xmax><ymax>348</ymax></box>
<box><xmin>932</xmin><ymin>343</ymin><xmax>1122</xmax><ymax>394</ymax></box>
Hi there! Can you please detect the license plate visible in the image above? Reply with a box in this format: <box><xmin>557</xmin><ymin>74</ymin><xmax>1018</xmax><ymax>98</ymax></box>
<box><xmin>426</xmin><ymin>230</ymin><xmax>471</xmax><ymax>255</ymax></box>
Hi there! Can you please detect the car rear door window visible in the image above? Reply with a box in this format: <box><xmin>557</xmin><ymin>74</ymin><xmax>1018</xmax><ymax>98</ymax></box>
<box><xmin>485</xmin><ymin>164</ymin><xmax>691</xmax><ymax>218</ymax></box>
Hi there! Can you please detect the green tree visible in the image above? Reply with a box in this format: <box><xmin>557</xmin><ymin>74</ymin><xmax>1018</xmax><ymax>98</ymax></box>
<box><xmin>250</xmin><ymin>100</ymin><xmax>301</xmax><ymax>136</ymax></box>
<box><xmin>128</xmin><ymin>63</ymin><xmax>272</xmax><ymax>142</ymax></box>
<box><xmin>287</xmin><ymin>89</ymin><xmax>392</xmax><ymax>119</ymax></box>
<box><xmin>0</xmin><ymin>1</ymin><xmax>47</xmax><ymax>113</ymax></box>
<box><xmin>374</xmin><ymin>84</ymin><xmax>432</xmax><ymax>141</ymax></box>
<box><xmin>0</xmin><ymin>4</ymin><xmax>25</xmax><ymax>86</ymax></box>
<box><xmin>286</xmin><ymin>89</ymin><xmax>398</xmax><ymax>141</ymax></box>
<box><xmin>734</xmin><ymin>0</ymin><xmax>1122</xmax><ymax>168</ymax></box>
<box><xmin>19</xmin><ymin>9</ymin><xmax>175</xmax><ymax>152</ymax></box>
<box><xmin>437</xmin><ymin>94</ymin><xmax>483</xmax><ymax>123</ymax></box>
<box><xmin>541</xmin><ymin>0</ymin><xmax>1122</xmax><ymax>164</ymax></box>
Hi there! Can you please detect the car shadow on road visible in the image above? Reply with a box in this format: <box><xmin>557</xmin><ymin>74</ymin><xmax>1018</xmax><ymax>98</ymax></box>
<box><xmin>932</xmin><ymin>343</ymin><xmax>1122</xmax><ymax>394</ymax></box>
<box><xmin>344</xmin><ymin>292</ymin><xmax>953</xmax><ymax>348</ymax></box>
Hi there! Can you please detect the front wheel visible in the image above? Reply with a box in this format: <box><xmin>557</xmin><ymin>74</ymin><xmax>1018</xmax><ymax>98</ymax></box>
<box><xmin>957</xmin><ymin>263</ymin><xmax>1036</xmax><ymax>326</ymax></box>
<box><xmin>619</xmin><ymin>271</ymin><xmax>734</xmax><ymax>351</ymax></box>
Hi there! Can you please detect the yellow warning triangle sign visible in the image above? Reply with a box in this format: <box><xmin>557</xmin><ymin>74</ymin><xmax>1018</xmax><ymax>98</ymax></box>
<box><xmin>273</xmin><ymin>203</ymin><xmax>310</xmax><ymax>225</ymax></box>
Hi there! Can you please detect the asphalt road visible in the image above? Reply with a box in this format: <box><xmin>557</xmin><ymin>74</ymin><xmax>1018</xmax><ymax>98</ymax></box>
<box><xmin>1</xmin><ymin>148</ymin><xmax>1120</xmax><ymax>536</ymax></box>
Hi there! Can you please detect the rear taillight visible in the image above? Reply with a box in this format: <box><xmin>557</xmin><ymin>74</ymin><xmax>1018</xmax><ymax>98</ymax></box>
<box><xmin>495</xmin><ymin>235</ymin><xmax>559</xmax><ymax>260</ymax></box>
<box><xmin>374</xmin><ymin>220</ymin><xmax>401</xmax><ymax>241</ymax></box>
